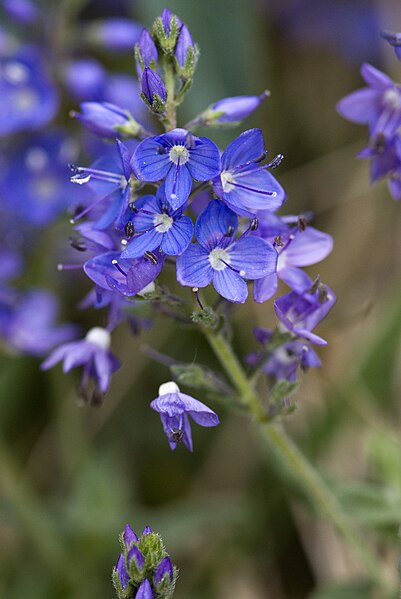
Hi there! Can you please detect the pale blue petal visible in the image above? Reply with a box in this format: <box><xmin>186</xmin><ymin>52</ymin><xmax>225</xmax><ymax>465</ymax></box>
<box><xmin>221</xmin><ymin>128</ymin><xmax>265</xmax><ymax>169</ymax></box>
<box><xmin>120</xmin><ymin>228</ymin><xmax>161</xmax><ymax>258</ymax></box>
<box><xmin>176</xmin><ymin>244</ymin><xmax>213</xmax><ymax>287</ymax></box>
<box><xmin>161</xmin><ymin>216</ymin><xmax>193</xmax><ymax>255</ymax></box>
<box><xmin>213</xmin><ymin>268</ymin><xmax>248</xmax><ymax>303</ymax></box>
<box><xmin>228</xmin><ymin>237</ymin><xmax>277</xmax><ymax>279</ymax></box>
<box><xmin>195</xmin><ymin>200</ymin><xmax>237</xmax><ymax>251</ymax></box>
<box><xmin>165</xmin><ymin>163</ymin><xmax>192</xmax><ymax>210</ymax></box>
<box><xmin>281</xmin><ymin>227</ymin><xmax>333</xmax><ymax>267</ymax></box>
<box><xmin>131</xmin><ymin>137</ymin><xmax>171</xmax><ymax>181</ymax></box>
<box><xmin>187</xmin><ymin>137</ymin><xmax>221</xmax><ymax>180</ymax></box>
<box><xmin>253</xmin><ymin>273</ymin><xmax>279</xmax><ymax>303</ymax></box>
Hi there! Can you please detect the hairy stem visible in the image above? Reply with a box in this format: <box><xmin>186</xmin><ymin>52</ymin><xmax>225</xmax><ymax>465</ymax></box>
<box><xmin>202</xmin><ymin>327</ymin><xmax>393</xmax><ymax>594</ymax></box>
<box><xmin>163</xmin><ymin>60</ymin><xmax>177</xmax><ymax>131</ymax></box>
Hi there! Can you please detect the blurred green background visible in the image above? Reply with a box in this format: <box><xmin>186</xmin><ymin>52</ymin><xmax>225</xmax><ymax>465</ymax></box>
<box><xmin>2</xmin><ymin>0</ymin><xmax>401</xmax><ymax>597</ymax></box>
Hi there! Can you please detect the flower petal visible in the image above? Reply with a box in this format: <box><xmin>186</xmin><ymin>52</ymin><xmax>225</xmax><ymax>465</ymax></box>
<box><xmin>253</xmin><ymin>272</ymin><xmax>279</xmax><ymax>303</ymax></box>
<box><xmin>187</xmin><ymin>137</ymin><xmax>221</xmax><ymax>180</ymax></box>
<box><xmin>176</xmin><ymin>244</ymin><xmax>213</xmax><ymax>287</ymax></box>
<box><xmin>224</xmin><ymin>169</ymin><xmax>286</xmax><ymax>212</ymax></box>
<box><xmin>165</xmin><ymin>163</ymin><xmax>192</xmax><ymax>210</ymax></box>
<box><xmin>161</xmin><ymin>216</ymin><xmax>194</xmax><ymax>255</ymax></box>
<box><xmin>120</xmin><ymin>228</ymin><xmax>162</xmax><ymax>258</ymax></box>
<box><xmin>361</xmin><ymin>63</ymin><xmax>394</xmax><ymax>90</ymax></box>
<box><xmin>221</xmin><ymin>128</ymin><xmax>265</xmax><ymax>170</ymax></box>
<box><xmin>279</xmin><ymin>227</ymin><xmax>333</xmax><ymax>268</ymax></box>
<box><xmin>131</xmin><ymin>136</ymin><xmax>171</xmax><ymax>181</ymax></box>
<box><xmin>195</xmin><ymin>199</ymin><xmax>238</xmax><ymax>251</ymax></box>
<box><xmin>179</xmin><ymin>393</ymin><xmax>220</xmax><ymax>427</ymax></box>
<box><xmin>213</xmin><ymin>268</ymin><xmax>248</xmax><ymax>303</ymax></box>
<box><xmin>336</xmin><ymin>88</ymin><xmax>381</xmax><ymax>124</ymax></box>
<box><xmin>228</xmin><ymin>237</ymin><xmax>277</xmax><ymax>279</ymax></box>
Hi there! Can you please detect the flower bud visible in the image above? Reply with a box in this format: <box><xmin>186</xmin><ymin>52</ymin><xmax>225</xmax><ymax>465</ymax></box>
<box><xmin>135</xmin><ymin>579</ymin><xmax>153</xmax><ymax>599</ymax></box>
<box><xmin>85</xmin><ymin>18</ymin><xmax>142</xmax><ymax>52</ymax></box>
<box><xmin>71</xmin><ymin>102</ymin><xmax>129</xmax><ymax>138</ymax></box>
<box><xmin>197</xmin><ymin>91</ymin><xmax>270</xmax><ymax>127</ymax></box>
<box><xmin>152</xmin><ymin>9</ymin><xmax>181</xmax><ymax>54</ymax></box>
<box><xmin>135</xmin><ymin>28</ymin><xmax>158</xmax><ymax>77</ymax></box>
<box><xmin>175</xmin><ymin>24</ymin><xmax>198</xmax><ymax>80</ymax></box>
<box><xmin>141</xmin><ymin>67</ymin><xmax>167</xmax><ymax>113</ymax></box>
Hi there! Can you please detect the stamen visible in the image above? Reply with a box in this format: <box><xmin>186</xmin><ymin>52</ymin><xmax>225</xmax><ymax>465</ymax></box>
<box><xmin>297</xmin><ymin>215</ymin><xmax>308</xmax><ymax>232</ymax></box>
<box><xmin>231</xmin><ymin>150</ymin><xmax>268</xmax><ymax>173</ymax></box>
<box><xmin>192</xmin><ymin>287</ymin><xmax>204</xmax><ymax>310</ymax></box>
<box><xmin>170</xmin><ymin>428</ymin><xmax>184</xmax><ymax>443</ymax></box>
<box><xmin>250</xmin><ymin>217</ymin><xmax>259</xmax><ymax>231</ymax></box>
<box><xmin>144</xmin><ymin>251</ymin><xmax>158</xmax><ymax>264</ymax></box>
<box><xmin>224</xmin><ymin>225</ymin><xmax>235</xmax><ymax>237</ymax></box>
<box><xmin>229</xmin><ymin>180</ymin><xmax>277</xmax><ymax>197</ymax></box>
<box><xmin>70</xmin><ymin>165</ymin><xmax>122</xmax><ymax>185</ymax></box>
<box><xmin>266</xmin><ymin>153</ymin><xmax>284</xmax><ymax>169</ymax></box>
<box><xmin>308</xmin><ymin>275</ymin><xmax>321</xmax><ymax>295</ymax></box>
<box><xmin>69</xmin><ymin>237</ymin><xmax>87</xmax><ymax>251</ymax></box>
<box><xmin>57</xmin><ymin>263</ymin><xmax>82</xmax><ymax>271</ymax></box>
<box><xmin>185</xmin><ymin>132</ymin><xmax>196</xmax><ymax>149</ymax></box>
<box><xmin>124</xmin><ymin>221</ymin><xmax>135</xmax><ymax>238</ymax></box>
<box><xmin>274</xmin><ymin>236</ymin><xmax>284</xmax><ymax>247</ymax></box>
<box><xmin>111</xmin><ymin>259</ymin><xmax>128</xmax><ymax>277</ymax></box>
<box><xmin>129</xmin><ymin>202</ymin><xmax>139</xmax><ymax>213</ymax></box>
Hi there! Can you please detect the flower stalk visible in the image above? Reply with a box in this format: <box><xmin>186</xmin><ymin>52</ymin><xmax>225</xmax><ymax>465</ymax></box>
<box><xmin>202</xmin><ymin>325</ymin><xmax>393</xmax><ymax>595</ymax></box>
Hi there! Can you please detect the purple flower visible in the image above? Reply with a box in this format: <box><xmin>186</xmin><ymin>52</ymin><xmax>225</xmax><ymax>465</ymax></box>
<box><xmin>254</xmin><ymin>225</ymin><xmax>333</xmax><ymax>302</ymax></box>
<box><xmin>116</xmin><ymin>554</ymin><xmax>129</xmax><ymax>590</ymax></box>
<box><xmin>175</xmin><ymin>24</ymin><xmax>195</xmax><ymax>68</ymax></box>
<box><xmin>135</xmin><ymin>579</ymin><xmax>153</xmax><ymax>599</ymax></box>
<box><xmin>86</xmin><ymin>18</ymin><xmax>142</xmax><ymax>52</ymax></box>
<box><xmin>274</xmin><ymin>277</ymin><xmax>336</xmax><ymax>345</ymax></box>
<box><xmin>0</xmin><ymin>45</ymin><xmax>58</xmax><ymax>136</ymax></box>
<box><xmin>41</xmin><ymin>327</ymin><xmax>121</xmax><ymax>401</ymax></box>
<box><xmin>120</xmin><ymin>186</ymin><xmax>193</xmax><ymax>258</ymax></box>
<box><xmin>247</xmin><ymin>328</ymin><xmax>321</xmax><ymax>382</ymax></box>
<box><xmin>2</xmin><ymin>0</ymin><xmax>38</xmax><ymax>24</ymax></box>
<box><xmin>160</xmin><ymin>8</ymin><xmax>181</xmax><ymax>36</ymax></box>
<box><xmin>381</xmin><ymin>30</ymin><xmax>401</xmax><ymax>60</ymax></box>
<box><xmin>177</xmin><ymin>200</ymin><xmax>277</xmax><ymax>303</ymax></box>
<box><xmin>1</xmin><ymin>131</ymin><xmax>83</xmax><ymax>226</ymax></box>
<box><xmin>64</xmin><ymin>59</ymin><xmax>107</xmax><ymax>102</ymax></box>
<box><xmin>84</xmin><ymin>250</ymin><xmax>164</xmax><ymax>297</ymax></box>
<box><xmin>150</xmin><ymin>381</ymin><xmax>219</xmax><ymax>451</ymax></box>
<box><xmin>71</xmin><ymin>139</ymin><xmax>135</xmax><ymax>230</ymax></box>
<box><xmin>128</xmin><ymin>545</ymin><xmax>145</xmax><ymax>572</ymax></box>
<box><xmin>154</xmin><ymin>556</ymin><xmax>173</xmax><ymax>587</ymax></box>
<box><xmin>213</xmin><ymin>129</ymin><xmax>285</xmax><ymax>216</ymax></box>
<box><xmin>141</xmin><ymin>67</ymin><xmax>167</xmax><ymax>110</ymax></box>
<box><xmin>2</xmin><ymin>290</ymin><xmax>77</xmax><ymax>356</ymax></box>
<box><xmin>205</xmin><ymin>91</ymin><xmax>269</xmax><ymax>124</ymax></box>
<box><xmin>71</xmin><ymin>102</ymin><xmax>131</xmax><ymax>138</ymax></box>
<box><xmin>131</xmin><ymin>128</ymin><xmax>220</xmax><ymax>210</ymax></box>
<box><xmin>337</xmin><ymin>63</ymin><xmax>401</xmax><ymax>139</ymax></box>
<box><xmin>136</xmin><ymin>28</ymin><xmax>158</xmax><ymax>77</ymax></box>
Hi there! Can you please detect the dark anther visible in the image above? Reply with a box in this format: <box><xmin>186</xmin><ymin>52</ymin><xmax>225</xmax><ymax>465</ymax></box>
<box><xmin>274</xmin><ymin>235</ymin><xmax>284</xmax><ymax>247</ymax></box>
<box><xmin>266</xmin><ymin>153</ymin><xmax>284</xmax><ymax>169</ymax></box>
<box><xmin>224</xmin><ymin>225</ymin><xmax>235</xmax><ymax>237</ymax></box>
<box><xmin>72</xmin><ymin>205</ymin><xmax>85</xmax><ymax>219</ymax></box>
<box><xmin>285</xmin><ymin>348</ymin><xmax>295</xmax><ymax>358</ymax></box>
<box><xmin>250</xmin><ymin>218</ymin><xmax>259</xmax><ymax>231</ymax></box>
<box><xmin>318</xmin><ymin>284</ymin><xmax>329</xmax><ymax>304</ymax></box>
<box><xmin>157</xmin><ymin>145</ymin><xmax>167</xmax><ymax>154</ymax></box>
<box><xmin>129</xmin><ymin>202</ymin><xmax>139</xmax><ymax>213</ymax></box>
<box><xmin>170</xmin><ymin>429</ymin><xmax>184</xmax><ymax>443</ymax></box>
<box><xmin>372</xmin><ymin>132</ymin><xmax>386</xmax><ymax>154</ymax></box>
<box><xmin>308</xmin><ymin>275</ymin><xmax>321</xmax><ymax>295</ymax></box>
<box><xmin>144</xmin><ymin>251</ymin><xmax>158</xmax><ymax>264</ymax></box>
<box><xmin>90</xmin><ymin>389</ymin><xmax>104</xmax><ymax>407</ymax></box>
<box><xmin>124</xmin><ymin>221</ymin><xmax>135</xmax><ymax>238</ymax></box>
<box><xmin>162</xmin><ymin>204</ymin><xmax>169</xmax><ymax>214</ymax></box>
<box><xmin>297</xmin><ymin>215</ymin><xmax>308</xmax><ymax>232</ymax></box>
<box><xmin>68</xmin><ymin>163</ymin><xmax>78</xmax><ymax>174</ymax></box>
<box><xmin>69</xmin><ymin>237</ymin><xmax>87</xmax><ymax>252</ymax></box>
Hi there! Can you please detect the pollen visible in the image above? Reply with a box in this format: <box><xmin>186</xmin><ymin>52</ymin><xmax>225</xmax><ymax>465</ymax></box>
<box><xmin>209</xmin><ymin>248</ymin><xmax>230</xmax><ymax>270</ymax></box>
<box><xmin>154</xmin><ymin>212</ymin><xmax>173</xmax><ymax>233</ymax></box>
<box><xmin>169</xmin><ymin>145</ymin><xmax>189</xmax><ymax>165</ymax></box>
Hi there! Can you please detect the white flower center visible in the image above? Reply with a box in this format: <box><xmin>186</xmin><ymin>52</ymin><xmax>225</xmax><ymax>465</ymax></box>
<box><xmin>220</xmin><ymin>170</ymin><xmax>235</xmax><ymax>192</ymax></box>
<box><xmin>383</xmin><ymin>88</ymin><xmax>401</xmax><ymax>110</ymax></box>
<box><xmin>85</xmin><ymin>327</ymin><xmax>111</xmax><ymax>350</ymax></box>
<box><xmin>3</xmin><ymin>61</ymin><xmax>29</xmax><ymax>84</ymax></box>
<box><xmin>159</xmin><ymin>381</ymin><xmax>180</xmax><ymax>395</ymax></box>
<box><xmin>15</xmin><ymin>90</ymin><xmax>38</xmax><ymax>111</ymax></box>
<box><xmin>209</xmin><ymin>247</ymin><xmax>230</xmax><ymax>270</ymax></box>
<box><xmin>169</xmin><ymin>145</ymin><xmax>189</xmax><ymax>165</ymax></box>
<box><xmin>26</xmin><ymin>147</ymin><xmax>48</xmax><ymax>171</ymax></box>
<box><xmin>153</xmin><ymin>212</ymin><xmax>173</xmax><ymax>233</ymax></box>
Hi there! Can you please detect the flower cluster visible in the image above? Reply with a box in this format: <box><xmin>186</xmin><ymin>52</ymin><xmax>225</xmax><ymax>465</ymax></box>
<box><xmin>38</xmin><ymin>7</ymin><xmax>335</xmax><ymax>438</ymax></box>
<box><xmin>112</xmin><ymin>524</ymin><xmax>178</xmax><ymax>599</ymax></box>
<box><xmin>337</xmin><ymin>31</ymin><xmax>401</xmax><ymax>200</ymax></box>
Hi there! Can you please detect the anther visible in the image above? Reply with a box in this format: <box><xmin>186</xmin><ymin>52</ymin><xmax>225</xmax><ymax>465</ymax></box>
<box><xmin>308</xmin><ymin>275</ymin><xmax>321</xmax><ymax>295</ymax></box>
<box><xmin>144</xmin><ymin>251</ymin><xmax>158</xmax><ymax>264</ymax></box>
<box><xmin>250</xmin><ymin>217</ymin><xmax>259</xmax><ymax>231</ymax></box>
<box><xmin>274</xmin><ymin>236</ymin><xmax>284</xmax><ymax>247</ymax></box>
<box><xmin>170</xmin><ymin>429</ymin><xmax>184</xmax><ymax>443</ymax></box>
<box><xmin>69</xmin><ymin>237</ymin><xmax>87</xmax><ymax>252</ymax></box>
<box><xmin>297</xmin><ymin>215</ymin><xmax>308</xmax><ymax>232</ymax></box>
<box><xmin>129</xmin><ymin>202</ymin><xmax>139</xmax><ymax>213</ymax></box>
<box><xmin>185</xmin><ymin>132</ymin><xmax>196</xmax><ymax>149</ymax></box>
<box><xmin>266</xmin><ymin>153</ymin><xmax>284</xmax><ymax>169</ymax></box>
<box><xmin>224</xmin><ymin>225</ymin><xmax>235</xmax><ymax>237</ymax></box>
<box><xmin>318</xmin><ymin>284</ymin><xmax>329</xmax><ymax>304</ymax></box>
<box><xmin>124</xmin><ymin>221</ymin><xmax>135</xmax><ymax>238</ymax></box>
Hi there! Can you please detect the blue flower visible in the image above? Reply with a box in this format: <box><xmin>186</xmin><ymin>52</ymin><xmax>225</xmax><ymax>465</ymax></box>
<box><xmin>212</xmin><ymin>128</ymin><xmax>286</xmax><ymax>216</ymax></box>
<box><xmin>141</xmin><ymin>67</ymin><xmax>167</xmax><ymax>111</ymax></box>
<box><xmin>150</xmin><ymin>381</ymin><xmax>219</xmax><ymax>451</ymax></box>
<box><xmin>131</xmin><ymin>128</ymin><xmax>220</xmax><ymax>210</ymax></box>
<box><xmin>201</xmin><ymin>91</ymin><xmax>270</xmax><ymax>125</ymax></box>
<box><xmin>72</xmin><ymin>102</ymin><xmax>132</xmax><ymax>139</ymax></box>
<box><xmin>176</xmin><ymin>200</ymin><xmax>277</xmax><ymax>303</ymax></box>
<box><xmin>120</xmin><ymin>186</ymin><xmax>193</xmax><ymax>258</ymax></box>
<box><xmin>41</xmin><ymin>327</ymin><xmax>121</xmax><ymax>402</ymax></box>
<box><xmin>381</xmin><ymin>30</ymin><xmax>401</xmax><ymax>61</ymax></box>
<box><xmin>0</xmin><ymin>45</ymin><xmax>58</xmax><ymax>136</ymax></box>
<box><xmin>86</xmin><ymin>18</ymin><xmax>142</xmax><ymax>53</ymax></box>
<box><xmin>337</xmin><ymin>63</ymin><xmax>401</xmax><ymax>140</ymax></box>
<box><xmin>253</xmin><ymin>222</ymin><xmax>333</xmax><ymax>302</ymax></box>
<box><xmin>274</xmin><ymin>277</ymin><xmax>336</xmax><ymax>346</ymax></box>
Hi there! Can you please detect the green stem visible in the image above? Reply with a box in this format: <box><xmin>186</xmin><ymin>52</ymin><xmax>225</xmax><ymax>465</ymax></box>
<box><xmin>163</xmin><ymin>60</ymin><xmax>177</xmax><ymax>131</ymax></box>
<box><xmin>202</xmin><ymin>327</ymin><xmax>392</xmax><ymax>594</ymax></box>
